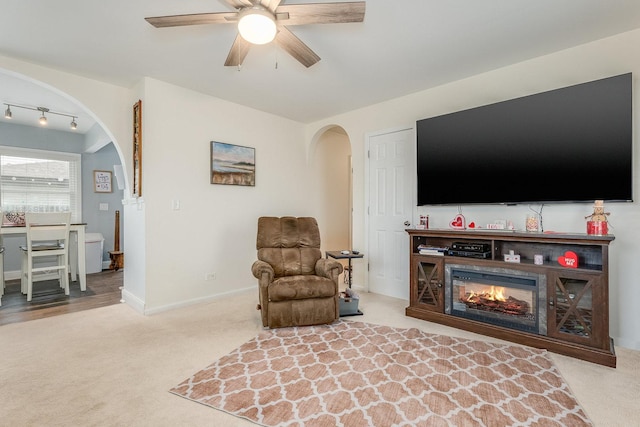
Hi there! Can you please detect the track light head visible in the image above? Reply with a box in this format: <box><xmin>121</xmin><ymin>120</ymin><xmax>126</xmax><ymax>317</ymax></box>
<box><xmin>37</xmin><ymin>107</ymin><xmax>49</xmax><ymax>125</ymax></box>
<box><xmin>4</xmin><ymin>104</ymin><xmax>12</xmax><ymax>119</ymax></box>
<box><xmin>70</xmin><ymin>118</ymin><xmax>77</xmax><ymax>130</ymax></box>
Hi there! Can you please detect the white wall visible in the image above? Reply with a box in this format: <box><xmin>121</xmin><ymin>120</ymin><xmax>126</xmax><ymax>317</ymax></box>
<box><xmin>307</xmin><ymin>28</ymin><xmax>640</xmax><ymax>350</ymax></box>
<box><xmin>312</xmin><ymin>127</ymin><xmax>351</xmax><ymax>252</ymax></box>
<box><xmin>140</xmin><ymin>78</ymin><xmax>318</xmax><ymax>310</ymax></box>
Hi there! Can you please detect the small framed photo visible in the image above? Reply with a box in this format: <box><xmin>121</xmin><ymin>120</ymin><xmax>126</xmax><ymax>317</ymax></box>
<box><xmin>94</xmin><ymin>170</ymin><xmax>113</xmax><ymax>193</ymax></box>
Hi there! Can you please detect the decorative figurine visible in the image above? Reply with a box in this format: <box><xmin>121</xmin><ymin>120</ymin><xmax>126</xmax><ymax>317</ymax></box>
<box><xmin>449</xmin><ymin>213</ymin><xmax>466</xmax><ymax>230</ymax></box>
<box><xmin>585</xmin><ymin>200</ymin><xmax>609</xmax><ymax>235</ymax></box>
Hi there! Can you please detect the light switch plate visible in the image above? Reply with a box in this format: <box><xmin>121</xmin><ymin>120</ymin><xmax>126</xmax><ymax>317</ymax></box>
<box><xmin>99</xmin><ymin>203</ymin><xmax>109</xmax><ymax>211</ymax></box>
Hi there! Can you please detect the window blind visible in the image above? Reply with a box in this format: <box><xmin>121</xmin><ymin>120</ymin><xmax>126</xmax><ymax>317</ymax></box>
<box><xmin>0</xmin><ymin>146</ymin><xmax>81</xmax><ymax>223</ymax></box>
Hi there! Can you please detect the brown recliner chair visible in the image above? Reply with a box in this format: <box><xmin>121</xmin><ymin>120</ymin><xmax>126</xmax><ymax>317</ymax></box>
<box><xmin>252</xmin><ymin>216</ymin><xmax>344</xmax><ymax>329</ymax></box>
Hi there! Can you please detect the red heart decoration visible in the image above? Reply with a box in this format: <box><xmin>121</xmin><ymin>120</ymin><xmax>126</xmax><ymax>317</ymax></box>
<box><xmin>558</xmin><ymin>251</ymin><xmax>579</xmax><ymax>268</ymax></box>
<box><xmin>468</xmin><ymin>222</ymin><xmax>476</xmax><ymax>228</ymax></box>
<box><xmin>450</xmin><ymin>214</ymin><xmax>466</xmax><ymax>229</ymax></box>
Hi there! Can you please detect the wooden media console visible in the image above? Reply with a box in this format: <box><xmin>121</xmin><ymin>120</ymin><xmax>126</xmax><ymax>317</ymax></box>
<box><xmin>406</xmin><ymin>229</ymin><xmax>616</xmax><ymax>367</ymax></box>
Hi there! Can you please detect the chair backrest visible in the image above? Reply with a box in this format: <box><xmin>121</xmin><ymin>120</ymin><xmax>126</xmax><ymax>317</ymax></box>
<box><xmin>25</xmin><ymin>212</ymin><xmax>71</xmax><ymax>250</ymax></box>
<box><xmin>256</xmin><ymin>216</ymin><xmax>322</xmax><ymax>277</ymax></box>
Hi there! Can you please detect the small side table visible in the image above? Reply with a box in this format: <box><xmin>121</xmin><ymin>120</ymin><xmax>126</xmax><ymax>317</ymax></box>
<box><xmin>326</xmin><ymin>250</ymin><xmax>364</xmax><ymax>317</ymax></box>
<box><xmin>325</xmin><ymin>250</ymin><xmax>364</xmax><ymax>288</ymax></box>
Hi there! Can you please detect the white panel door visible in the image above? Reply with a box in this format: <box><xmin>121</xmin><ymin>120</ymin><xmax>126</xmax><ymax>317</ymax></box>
<box><xmin>367</xmin><ymin>128</ymin><xmax>413</xmax><ymax>299</ymax></box>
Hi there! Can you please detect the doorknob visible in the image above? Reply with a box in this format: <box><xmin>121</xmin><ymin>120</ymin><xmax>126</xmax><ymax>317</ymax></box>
<box><xmin>404</xmin><ymin>221</ymin><xmax>411</xmax><ymax>226</ymax></box>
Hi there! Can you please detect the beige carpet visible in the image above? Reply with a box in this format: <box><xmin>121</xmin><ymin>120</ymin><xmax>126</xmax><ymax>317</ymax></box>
<box><xmin>170</xmin><ymin>320</ymin><xmax>592</xmax><ymax>426</ymax></box>
<box><xmin>3</xmin><ymin>290</ymin><xmax>640</xmax><ymax>426</ymax></box>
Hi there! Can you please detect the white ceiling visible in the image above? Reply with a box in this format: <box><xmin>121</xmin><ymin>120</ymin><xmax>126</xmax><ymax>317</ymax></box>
<box><xmin>2</xmin><ymin>0</ymin><xmax>640</xmax><ymax>134</ymax></box>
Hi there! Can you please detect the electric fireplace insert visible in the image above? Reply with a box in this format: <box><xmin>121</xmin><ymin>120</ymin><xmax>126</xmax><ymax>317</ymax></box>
<box><xmin>445</xmin><ymin>264</ymin><xmax>547</xmax><ymax>335</ymax></box>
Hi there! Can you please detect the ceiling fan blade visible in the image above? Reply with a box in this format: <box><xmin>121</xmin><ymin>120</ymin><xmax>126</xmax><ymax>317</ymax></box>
<box><xmin>222</xmin><ymin>0</ymin><xmax>282</xmax><ymax>12</ymax></box>
<box><xmin>224</xmin><ymin>34</ymin><xmax>252</xmax><ymax>66</ymax></box>
<box><xmin>262</xmin><ymin>0</ymin><xmax>283</xmax><ymax>13</ymax></box>
<box><xmin>145</xmin><ymin>12</ymin><xmax>237</xmax><ymax>28</ymax></box>
<box><xmin>221</xmin><ymin>0</ymin><xmax>253</xmax><ymax>8</ymax></box>
<box><xmin>276</xmin><ymin>2</ymin><xmax>365</xmax><ymax>25</ymax></box>
<box><xmin>274</xmin><ymin>26</ymin><xmax>320</xmax><ymax>68</ymax></box>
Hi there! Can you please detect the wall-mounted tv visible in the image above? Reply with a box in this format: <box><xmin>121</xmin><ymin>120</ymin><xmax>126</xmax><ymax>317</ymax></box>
<box><xmin>416</xmin><ymin>73</ymin><xmax>633</xmax><ymax>205</ymax></box>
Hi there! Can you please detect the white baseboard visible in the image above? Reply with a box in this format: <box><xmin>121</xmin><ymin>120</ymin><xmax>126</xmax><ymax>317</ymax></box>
<box><xmin>142</xmin><ymin>287</ymin><xmax>254</xmax><ymax>316</ymax></box>
<box><xmin>121</xmin><ymin>288</ymin><xmax>144</xmax><ymax>314</ymax></box>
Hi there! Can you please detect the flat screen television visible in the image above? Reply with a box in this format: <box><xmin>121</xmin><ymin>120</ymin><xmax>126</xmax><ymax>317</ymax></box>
<box><xmin>416</xmin><ymin>73</ymin><xmax>633</xmax><ymax>205</ymax></box>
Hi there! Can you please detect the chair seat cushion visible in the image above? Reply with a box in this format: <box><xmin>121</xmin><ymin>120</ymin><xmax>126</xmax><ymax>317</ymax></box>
<box><xmin>268</xmin><ymin>275</ymin><xmax>336</xmax><ymax>302</ymax></box>
<box><xmin>20</xmin><ymin>243</ymin><xmax>64</xmax><ymax>251</ymax></box>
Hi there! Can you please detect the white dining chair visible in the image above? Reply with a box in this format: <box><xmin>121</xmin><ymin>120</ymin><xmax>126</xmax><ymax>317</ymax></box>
<box><xmin>20</xmin><ymin>212</ymin><xmax>71</xmax><ymax>302</ymax></box>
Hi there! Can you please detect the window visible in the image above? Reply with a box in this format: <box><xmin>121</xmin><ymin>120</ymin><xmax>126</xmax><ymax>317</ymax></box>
<box><xmin>0</xmin><ymin>146</ymin><xmax>81</xmax><ymax>223</ymax></box>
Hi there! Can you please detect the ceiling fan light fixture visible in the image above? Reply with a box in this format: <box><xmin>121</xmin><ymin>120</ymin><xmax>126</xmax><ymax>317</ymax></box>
<box><xmin>237</xmin><ymin>6</ymin><xmax>277</xmax><ymax>45</ymax></box>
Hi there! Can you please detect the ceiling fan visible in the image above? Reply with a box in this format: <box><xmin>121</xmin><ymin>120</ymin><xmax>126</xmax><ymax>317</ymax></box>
<box><xmin>145</xmin><ymin>1</ymin><xmax>365</xmax><ymax>68</ymax></box>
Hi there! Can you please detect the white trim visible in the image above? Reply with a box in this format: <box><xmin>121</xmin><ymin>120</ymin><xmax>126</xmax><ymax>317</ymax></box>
<box><xmin>142</xmin><ymin>287</ymin><xmax>254</xmax><ymax>316</ymax></box>
<box><xmin>0</xmin><ymin>145</ymin><xmax>81</xmax><ymax>162</ymax></box>
<box><xmin>121</xmin><ymin>287</ymin><xmax>145</xmax><ymax>314</ymax></box>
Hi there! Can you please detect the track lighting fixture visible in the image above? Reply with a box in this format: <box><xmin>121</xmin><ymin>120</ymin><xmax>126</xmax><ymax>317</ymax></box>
<box><xmin>2</xmin><ymin>103</ymin><xmax>79</xmax><ymax>130</ymax></box>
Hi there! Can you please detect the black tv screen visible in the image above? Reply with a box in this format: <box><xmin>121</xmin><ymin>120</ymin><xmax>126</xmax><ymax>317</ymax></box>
<box><xmin>416</xmin><ymin>73</ymin><xmax>633</xmax><ymax>205</ymax></box>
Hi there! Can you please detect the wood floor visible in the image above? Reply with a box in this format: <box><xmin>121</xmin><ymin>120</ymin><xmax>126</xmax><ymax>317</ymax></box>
<box><xmin>0</xmin><ymin>269</ymin><xmax>123</xmax><ymax>326</ymax></box>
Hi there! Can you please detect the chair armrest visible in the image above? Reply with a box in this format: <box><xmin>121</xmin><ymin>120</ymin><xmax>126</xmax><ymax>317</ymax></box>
<box><xmin>315</xmin><ymin>258</ymin><xmax>344</xmax><ymax>281</ymax></box>
<box><xmin>251</xmin><ymin>260</ymin><xmax>274</xmax><ymax>284</ymax></box>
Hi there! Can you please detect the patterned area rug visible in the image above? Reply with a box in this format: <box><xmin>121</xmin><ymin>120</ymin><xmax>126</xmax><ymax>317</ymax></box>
<box><xmin>170</xmin><ymin>320</ymin><xmax>592</xmax><ymax>426</ymax></box>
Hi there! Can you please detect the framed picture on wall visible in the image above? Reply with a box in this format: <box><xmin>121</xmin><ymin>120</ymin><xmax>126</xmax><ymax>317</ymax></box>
<box><xmin>132</xmin><ymin>99</ymin><xmax>142</xmax><ymax>197</ymax></box>
<box><xmin>94</xmin><ymin>170</ymin><xmax>112</xmax><ymax>193</ymax></box>
<box><xmin>210</xmin><ymin>141</ymin><xmax>255</xmax><ymax>186</ymax></box>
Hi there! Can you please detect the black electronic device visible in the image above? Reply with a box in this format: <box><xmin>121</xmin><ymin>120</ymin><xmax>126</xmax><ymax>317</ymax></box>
<box><xmin>447</xmin><ymin>250</ymin><xmax>492</xmax><ymax>259</ymax></box>
<box><xmin>451</xmin><ymin>242</ymin><xmax>491</xmax><ymax>253</ymax></box>
<box><xmin>416</xmin><ymin>73</ymin><xmax>633</xmax><ymax>205</ymax></box>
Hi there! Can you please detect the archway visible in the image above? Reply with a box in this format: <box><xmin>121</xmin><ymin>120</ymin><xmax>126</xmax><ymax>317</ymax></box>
<box><xmin>309</xmin><ymin>125</ymin><xmax>352</xmax><ymax>281</ymax></box>
<box><xmin>0</xmin><ymin>69</ymin><xmax>128</xmax><ymax>310</ymax></box>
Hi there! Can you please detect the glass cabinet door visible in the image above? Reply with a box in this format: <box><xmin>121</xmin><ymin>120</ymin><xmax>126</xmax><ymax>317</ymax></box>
<box><xmin>547</xmin><ymin>271</ymin><xmax>605</xmax><ymax>348</ymax></box>
<box><xmin>411</xmin><ymin>257</ymin><xmax>444</xmax><ymax>312</ymax></box>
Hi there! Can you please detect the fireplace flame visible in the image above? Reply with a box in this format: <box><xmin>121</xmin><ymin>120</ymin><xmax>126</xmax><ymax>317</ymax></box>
<box><xmin>460</xmin><ymin>284</ymin><xmax>530</xmax><ymax>317</ymax></box>
<box><xmin>467</xmin><ymin>286</ymin><xmax>506</xmax><ymax>302</ymax></box>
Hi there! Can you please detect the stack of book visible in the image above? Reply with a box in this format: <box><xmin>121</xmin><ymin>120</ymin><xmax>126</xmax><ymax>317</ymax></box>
<box><xmin>417</xmin><ymin>244</ymin><xmax>448</xmax><ymax>256</ymax></box>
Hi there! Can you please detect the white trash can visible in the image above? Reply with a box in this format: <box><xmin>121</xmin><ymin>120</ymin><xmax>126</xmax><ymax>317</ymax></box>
<box><xmin>85</xmin><ymin>232</ymin><xmax>105</xmax><ymax>274</ymax></box>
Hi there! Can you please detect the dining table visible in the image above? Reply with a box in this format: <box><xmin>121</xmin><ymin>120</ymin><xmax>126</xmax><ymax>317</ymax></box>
<box><xmin>1</xmin><ymin>223</ymin><xmax>88</xmax><ymax>291</ymax></box>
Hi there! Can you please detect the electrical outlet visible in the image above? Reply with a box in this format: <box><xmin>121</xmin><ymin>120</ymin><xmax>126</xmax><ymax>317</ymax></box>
<box><xmin>205</xmin><ymin>272</ymin><xmax>216</xmax><ymax>281</ymax></box>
